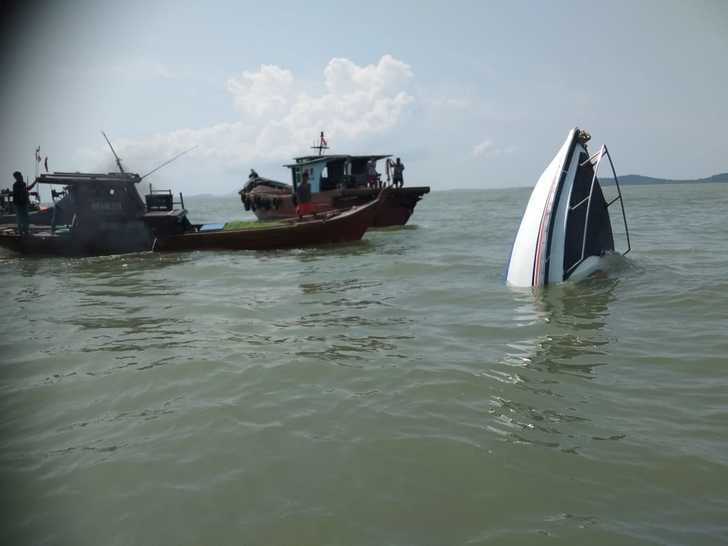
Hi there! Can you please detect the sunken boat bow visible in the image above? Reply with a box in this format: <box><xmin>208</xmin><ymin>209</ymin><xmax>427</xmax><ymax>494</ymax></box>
<box><xmin>506</xmin><ymin>128</ymin><xmax>630</xmax><ymax>287</ymax></box>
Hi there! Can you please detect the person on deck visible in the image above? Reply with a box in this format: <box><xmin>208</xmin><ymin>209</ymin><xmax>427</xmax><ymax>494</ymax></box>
<box><xmin>12</xmin><ymin>171</ymin><xmax>37</xmax><ymax>235</ymax></box>
<box><xmin>392</xmin><ymin>158</ymin><xmax>405</xmax><ymax>188</ymax></box>
<box><xmin>249</xmin><ymin>168</ymin><xmax>259</xmax><ymax>179</ymax></box>
<box><xmin>367</xmin><ymin>159</ymin><xmax>379</xmax><ymax>189</ymax></box>
<box><xmin>296</xmin><ymin>171</ymin><xmax>313</xmax><ymax>217</ymax></box>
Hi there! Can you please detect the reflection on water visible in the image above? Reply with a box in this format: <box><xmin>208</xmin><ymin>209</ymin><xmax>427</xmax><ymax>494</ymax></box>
<box><xmin>507</xmin><ymin>277</ymin><xmax>618</xmax><ymax>376</ymax></box>
<box><xmin>529</xmin><ymin>278</ymin><xmax>617</xmax><ymax>375</ymax></box>
<box><xmin>488</xmin><ymin>277</ymin><xmax>621</xmax><ymax>452</ymax></box>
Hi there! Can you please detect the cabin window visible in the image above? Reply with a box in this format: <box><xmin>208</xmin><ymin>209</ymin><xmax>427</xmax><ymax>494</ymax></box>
<box><xmin>320</xmin><ymin>165</ymin><xmax>330</xmax><ymax>191</ymax></box>
<box><xmin>327</xmin><ymin>160</ymin><xmax>346</xmax><ymax>188</ymax></box>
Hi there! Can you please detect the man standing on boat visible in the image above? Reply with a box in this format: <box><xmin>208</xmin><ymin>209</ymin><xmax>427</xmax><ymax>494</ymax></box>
<box><xmin>392</xmin><ymin>158</ymin><xmax>405</xmax><ymax>188</ymax></box>
<box><xmin>296</xmin><ymin>171</ymin><xmax>313</xmax><ymax>217</ymax></box>
<box><xmin>12</xmin><ymin>171</ymin><xmax>37</xmax><ymax>235</ymax></box>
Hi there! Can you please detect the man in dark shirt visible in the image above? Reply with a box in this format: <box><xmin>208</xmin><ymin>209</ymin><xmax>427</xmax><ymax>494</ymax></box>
<box><xmin>392</xmin><ymin>158</ymin><xmax>405</xmax><ymax>188</ymax></box>
<box><xmin>12</xmin><ymin>171</ymin><xmax>37</xmax><ymax>235</ymax></box>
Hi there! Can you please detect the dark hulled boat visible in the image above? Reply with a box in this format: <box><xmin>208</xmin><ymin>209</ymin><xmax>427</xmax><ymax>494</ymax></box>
<box><xmin>0</xmin><ymin>172</ymin><xmax>188</xmax><ymax>256</ymax></box>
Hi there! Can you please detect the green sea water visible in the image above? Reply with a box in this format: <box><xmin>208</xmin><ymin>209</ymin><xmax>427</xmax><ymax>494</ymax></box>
<box><xmin>1</xmin><ymin>184</ymin><xmax>726</xmax><ymax>545</ymax></box>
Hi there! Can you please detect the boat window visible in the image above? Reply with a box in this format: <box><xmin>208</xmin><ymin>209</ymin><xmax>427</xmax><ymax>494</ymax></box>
<box><xmin>349</xmin><ymin>159</ymin><xmax>369</xmax><ymax>186</ymax></box>
<box><xmin>320</xmin><ymin>165</ymin><xmax>330</xmax><ymax>191</ymax></box>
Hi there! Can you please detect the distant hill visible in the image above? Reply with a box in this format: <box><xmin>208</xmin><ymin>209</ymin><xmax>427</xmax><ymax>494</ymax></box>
<box><xmin>601</xmin><ymin>172</ymin><xmax>728</xmax><ymax>186</ymax></box>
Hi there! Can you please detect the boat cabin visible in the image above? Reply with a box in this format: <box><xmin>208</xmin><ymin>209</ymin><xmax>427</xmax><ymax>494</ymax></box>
<box><xmin>35</xmin><ymin>172</ymin><xmax>189</xmax><ymax>241</ymax></box>
<box><xmin>284</xmin><ymin>154</ymin><xmax>391</xmax><ymax>193</ymax></box>
<box><xmin>37</xmin><ymin>172</ymin><xmax>147</xmax><ymax>221</ymax></box>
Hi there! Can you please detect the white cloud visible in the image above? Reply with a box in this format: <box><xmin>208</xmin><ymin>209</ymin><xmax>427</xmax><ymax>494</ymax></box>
<box><xmin>226</xmin><ymin>64</ymin><xmax>295</xmax><ymax>118</ymax></box>
<box><xmin>472</xmin><ymin>139</ymin><xmax>517</xmax><ymax>158</ymax></box>
<box><xmin>79</xmin><ymin>55</ymin><xmax>416</xmax><ymax>173</ymax></box>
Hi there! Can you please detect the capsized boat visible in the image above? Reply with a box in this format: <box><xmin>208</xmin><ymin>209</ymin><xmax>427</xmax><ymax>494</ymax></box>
<box><xmin>153</xmin><ymin>197</ymin><xmax>379</xmax><ymax>252</ymax></box>
<box><xmin>506</xmin><ymin>128</ymin><xmax>631</xmax><ymax>287</ymax></box>
<box><xmin>238</xmin><ymin>133</ymin><xmax>429</xmax><ymax>227</ymax></box>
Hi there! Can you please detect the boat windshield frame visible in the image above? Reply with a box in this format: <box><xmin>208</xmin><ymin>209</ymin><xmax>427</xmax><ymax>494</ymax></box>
<box><xmin>564</xmin><ymin>144</ymin><xmax>631</xmax><ymax>276</ymax></box>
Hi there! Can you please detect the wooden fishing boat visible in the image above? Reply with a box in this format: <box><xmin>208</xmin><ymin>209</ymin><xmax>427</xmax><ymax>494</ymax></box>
<box><xmin>239</xmin><ymin>133</ymin><xmax>429</xmax><ymax>227</ymax></box>
<box><xmin>0</xmin><ymin>172</ymin><xmax>189</xmax><ymax>257</ymax></box>
<box><xmin>153</xmin><ymin>197</ymin><xmax>379</xmax><ymax>252</ymax></box>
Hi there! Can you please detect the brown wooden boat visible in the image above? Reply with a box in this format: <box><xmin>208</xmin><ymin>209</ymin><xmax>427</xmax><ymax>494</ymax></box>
<box><xmin>239</xmin><ymin>133</ymin><xmax>429</xmax><ymax>227</ymax></box>
<box><xmin>241</xmin><ymin>181</ymin><xmax>428</xmax><ymax>227</ymax></box>
<box><xmin>153</xmin><ymin>197</ymin><xmax>379</xmax><ymax>252</ymax></box>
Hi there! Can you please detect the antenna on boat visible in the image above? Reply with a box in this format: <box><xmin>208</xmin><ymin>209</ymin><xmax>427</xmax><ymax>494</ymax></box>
<box><xmin>311</xmin><ymin>131</ymin><xmax>329</xmax><ymax>156</ymax></box>
<box><xmin>140</xmin><ymin>145</ymin><xmax>199</xmax><ymax>181</ymax></box>
<box><xmin>101</xmin><ymin>131</ymin><xmax>125</xmax><ymax>173</ymax></box>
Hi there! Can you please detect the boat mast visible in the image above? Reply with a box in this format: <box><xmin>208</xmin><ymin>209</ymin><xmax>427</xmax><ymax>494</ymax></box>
<box><xmin>102</xmin><ymin>131</ymin><xmax>126</xmax><ymax>173</ymax></box>
<box><xmin>311</xmin><ymin>131</ymin><xmax>329</xmax><ymax>157</ymax></box>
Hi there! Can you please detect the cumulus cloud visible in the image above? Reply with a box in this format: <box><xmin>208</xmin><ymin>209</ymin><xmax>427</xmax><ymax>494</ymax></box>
<box><xmin>80</xmin><ymin>55</ymin><xmax>415</xmax><ymax>173</ymax></box>
<box><xmin>226</xmin><ymin>64</ymin><xmax>295</xmax><ymax>118</ymax></box>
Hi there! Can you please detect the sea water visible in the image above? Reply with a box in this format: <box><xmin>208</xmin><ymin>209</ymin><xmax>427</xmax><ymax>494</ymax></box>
<box><xmin>1</xmin><ymin>184</ymin><xmax>726</xmax><ymax>545</ymax></box>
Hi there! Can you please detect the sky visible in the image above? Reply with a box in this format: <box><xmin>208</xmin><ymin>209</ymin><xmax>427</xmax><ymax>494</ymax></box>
<box><xmin>1</xmin><ymin>0</ymin><xmax>727</xmax><ymax>197</ymax></box>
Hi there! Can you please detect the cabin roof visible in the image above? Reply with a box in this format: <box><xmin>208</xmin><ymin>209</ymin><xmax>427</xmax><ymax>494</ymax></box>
<box><xmin>285</xmin><ymin>154</ymin><xmax>391</xmax><ymax>168</ymax></box>
<box><xmin>35</xmin><ymin>172</ymin><xmax>141</xmax><ymax>186</ymax></box>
